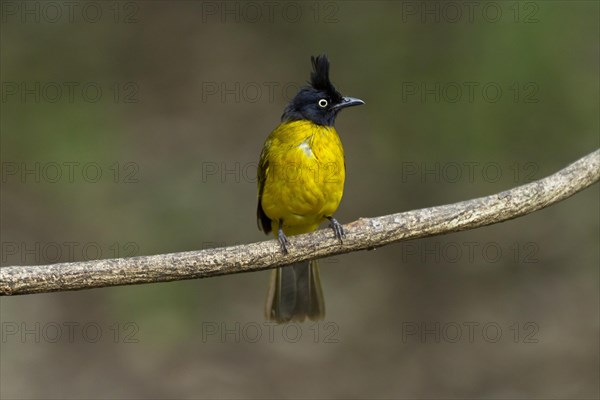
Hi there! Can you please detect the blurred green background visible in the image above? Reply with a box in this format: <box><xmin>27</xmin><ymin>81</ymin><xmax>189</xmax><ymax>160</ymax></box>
<box><xmin>1</xmin><ymin>1</ymin><xmax>598</xmax><ymax>398</ymax></box>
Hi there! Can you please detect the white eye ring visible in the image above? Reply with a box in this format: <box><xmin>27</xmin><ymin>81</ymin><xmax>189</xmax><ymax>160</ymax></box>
<box><xmin>318</xmin><ymin>99</ymin><xmax>328</xmax><ymax>108</ymax></box>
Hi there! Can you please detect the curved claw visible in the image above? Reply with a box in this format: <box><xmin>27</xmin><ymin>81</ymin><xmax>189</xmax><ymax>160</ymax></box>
<box><xmin>326</xmin><ymin>217</ymin><xmax>345</xmax><ymax>242</ymax></box>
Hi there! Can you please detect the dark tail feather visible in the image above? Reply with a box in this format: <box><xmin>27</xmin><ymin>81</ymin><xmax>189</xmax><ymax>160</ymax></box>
<box><xmin>265</xmin><ymin>261</ymin><xmax>325</xmax><ymax>323</ymax></box>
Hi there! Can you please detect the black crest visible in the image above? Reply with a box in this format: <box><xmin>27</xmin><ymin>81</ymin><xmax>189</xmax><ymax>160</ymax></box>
<box><xmin>310</xmin><ymin>55</ymin><xmax>342</xmax><ymax>100</ymax></box>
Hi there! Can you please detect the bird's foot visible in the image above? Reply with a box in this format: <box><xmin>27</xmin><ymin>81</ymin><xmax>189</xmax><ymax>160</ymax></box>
<box><xmin>327</xmin><ymin>217</ymin><xmax>345</xmax><ymax>242</ymax></box>
<box><xmin>277</xmin><ymin>226</ymin><xmax>289</xmax><ymax>254</ymax></box>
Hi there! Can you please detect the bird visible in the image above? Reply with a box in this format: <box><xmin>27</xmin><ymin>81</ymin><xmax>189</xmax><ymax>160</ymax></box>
<box><xmin>256</xmin><ymin>54</ymin><xmax>364</xmax><ymax>323</ymax></box>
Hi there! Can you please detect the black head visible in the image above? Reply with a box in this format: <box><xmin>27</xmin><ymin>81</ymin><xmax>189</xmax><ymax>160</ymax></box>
<box><xmin>282</xmin><ymin>54</ymin><xmax>364</xmax><ymax>126</ymax></box>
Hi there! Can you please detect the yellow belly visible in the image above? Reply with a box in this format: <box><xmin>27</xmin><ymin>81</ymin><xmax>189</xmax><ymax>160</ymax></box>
<box><xmin>260</xmin><ymin>120</ymin><xmax>345</xmax><ymax>235</ymax></box>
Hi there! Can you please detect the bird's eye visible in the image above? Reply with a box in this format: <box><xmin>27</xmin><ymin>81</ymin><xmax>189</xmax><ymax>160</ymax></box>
<box><xmin>318</xmin><ymin>99</ymin><xmax>328</xmax><ymax>108</ymax></box>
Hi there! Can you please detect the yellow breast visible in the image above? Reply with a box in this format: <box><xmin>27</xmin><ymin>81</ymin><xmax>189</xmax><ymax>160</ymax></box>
<box><xmin>259</xmin><ymin>120</ymin><xmax>345</xmax><ymax>235</ymax></box>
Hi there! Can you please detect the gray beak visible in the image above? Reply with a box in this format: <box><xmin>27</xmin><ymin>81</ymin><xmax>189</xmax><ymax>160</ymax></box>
<box><xmin>332</xmin><ymin>96</ymin><xmax>365</xmax><ymax>110</ymax></box>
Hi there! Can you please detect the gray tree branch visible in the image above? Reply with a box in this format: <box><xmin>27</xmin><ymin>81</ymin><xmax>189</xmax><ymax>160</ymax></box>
<box><xmin>1</xmin><ymin>149</ymin><xmax>599</xmax><ymax>296</ymax></box>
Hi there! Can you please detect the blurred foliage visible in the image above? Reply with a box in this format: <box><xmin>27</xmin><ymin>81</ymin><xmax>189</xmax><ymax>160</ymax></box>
<box><xmin>1</xmin><ymin>1</ymin><xmax>598</xmax><ymax>398</ymax></box>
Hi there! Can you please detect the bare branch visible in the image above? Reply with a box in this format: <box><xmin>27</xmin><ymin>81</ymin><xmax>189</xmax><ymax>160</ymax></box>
<box><xmin>1</xmin><ymin>149</ymin><xmax>599</xmax><ymax>296</ymax></box>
